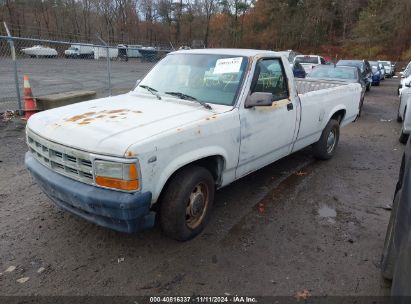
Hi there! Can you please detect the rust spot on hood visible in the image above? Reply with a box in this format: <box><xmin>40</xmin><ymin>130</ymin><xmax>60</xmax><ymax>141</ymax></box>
<box><xmin>107</xmin><ymin>109</ymin><xmax>128</xmax><ymax>114</ymax></box>
<box><xmin>65</xmin><ymin>112</ymin><xmax>96</xmax><ymax>122</ymax></box>
<box><xmin>64</xmin><ymin>108</ymin><xmax>143</xmax><ymax>125</ymax></box>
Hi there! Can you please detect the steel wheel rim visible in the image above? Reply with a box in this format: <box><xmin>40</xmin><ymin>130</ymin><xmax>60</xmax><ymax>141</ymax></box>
<box><xmin>327</xmin><ymin>128</ymin><xmax>336</xmax><ymax>154</ymax></box>
<box><xmin>186</xmin><ymin>182</ymin><xmax>209</xmax><ymax>229</ymax></box>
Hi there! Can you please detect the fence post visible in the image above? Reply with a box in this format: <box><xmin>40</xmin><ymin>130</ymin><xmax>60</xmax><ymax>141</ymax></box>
<box><xmin>97</xmin><ymin>35</ymin><xmax>112</xmax><ymax>96</ymax></box>
<box><xmin>3</xmin><ymin>22</ymin><xmax>22</xmax><ymax>114</ymax></box>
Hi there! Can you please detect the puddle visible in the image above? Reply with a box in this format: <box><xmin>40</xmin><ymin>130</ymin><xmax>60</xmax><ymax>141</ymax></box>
<box><xmin>318</xmin><ymin>204</ymin><xmax>336</xmax><ymax>224</ymax></box>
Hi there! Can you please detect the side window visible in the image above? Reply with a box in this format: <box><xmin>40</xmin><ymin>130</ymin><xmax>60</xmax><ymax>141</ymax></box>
<box><xmin>320</xmin><ymin>57</ymin><xmax>326</xmax><ymax>65</ymax></box>
<box><xmin>252</xmin><ymin>59</ymin><xmax>289</xmax><ymax>101</ymax></box>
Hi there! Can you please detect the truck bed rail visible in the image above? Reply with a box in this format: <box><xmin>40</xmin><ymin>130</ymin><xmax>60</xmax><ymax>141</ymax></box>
<box><xmin>296</xmin><ymin>78</ymin><xmax>348</xmax><ymax>94</ymax></box>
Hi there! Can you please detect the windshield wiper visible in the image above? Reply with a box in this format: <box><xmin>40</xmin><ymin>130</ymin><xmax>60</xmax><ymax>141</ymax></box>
<box><xmin>139</xmin><ymin>85</ymin><xmax>162</xmax><ymax>100</ymax></box>
<box><xmin>165</xmin><ymin>91</ymin><xmax>212</xmax><ymax>110</ymax></box>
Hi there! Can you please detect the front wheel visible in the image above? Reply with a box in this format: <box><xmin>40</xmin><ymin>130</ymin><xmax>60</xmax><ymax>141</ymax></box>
<box><xmin>160</xmin><ymin>166</ymin><xmax>215</xmax><ymax>241</ymax></box>
<box><xmin>312</xmin><ymin>119</ymin><xmax>340</xmax><ymax>160</ymax></box>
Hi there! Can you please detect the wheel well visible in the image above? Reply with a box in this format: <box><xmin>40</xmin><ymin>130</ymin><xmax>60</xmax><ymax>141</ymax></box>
<box><xmin>331</xmin><ymin>109</ymin><xmax>346</xmax><ymax>124</ymax></box>
<box><xmin>154</xmin><ymin>156</ymin><xmax>225</xmax><ymax>210</ymax></box>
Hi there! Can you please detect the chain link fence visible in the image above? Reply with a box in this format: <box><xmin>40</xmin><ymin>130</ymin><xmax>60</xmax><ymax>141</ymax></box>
<box><xmin>0</xmin><ymin>35</ymin><xmax>165</xmax><ymax>114</ymax></box>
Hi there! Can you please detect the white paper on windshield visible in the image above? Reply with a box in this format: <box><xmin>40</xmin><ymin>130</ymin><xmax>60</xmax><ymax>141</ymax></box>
<box><xmin>213</xmin><ymin>57</ymin><xmax>243</xmax><ymax>74</ymax></box>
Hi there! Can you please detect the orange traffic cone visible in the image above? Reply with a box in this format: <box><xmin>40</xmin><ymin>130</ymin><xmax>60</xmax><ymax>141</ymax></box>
<box><xmin>23</xmin><ymin>75</ymin><xmax>37</xmax><ymax>120</ymax></box>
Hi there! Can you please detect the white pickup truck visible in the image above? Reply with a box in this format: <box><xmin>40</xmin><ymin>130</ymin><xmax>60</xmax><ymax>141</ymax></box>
<box><xmin>293</xmin><ymin>54</ymin><xmax>326</xmax><ymax>74</ymax></box>
<box><xmin>25</xmin><ymin>49</ymin><xmax>362</xmax><ymax>240</ymax></box>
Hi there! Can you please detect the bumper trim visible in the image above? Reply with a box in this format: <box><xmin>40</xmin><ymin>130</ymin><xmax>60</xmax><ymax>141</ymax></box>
<box><xmin>25</xmin><ymin>152</ymin><xmax>155</xmax><ymax>233</ymax></box>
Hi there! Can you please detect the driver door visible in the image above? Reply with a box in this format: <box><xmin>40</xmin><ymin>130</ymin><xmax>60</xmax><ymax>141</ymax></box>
<box><xmin>236</xmin><ymin>58</ymin><xmax>298</xmax><ymax>178</ymax></box>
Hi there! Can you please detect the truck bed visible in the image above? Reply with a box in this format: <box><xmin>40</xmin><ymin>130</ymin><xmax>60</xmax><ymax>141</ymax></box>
<box><xmin>295</xmin><ymin>78</ymin><xmax>351</xmax><ymax>94</ymax></box>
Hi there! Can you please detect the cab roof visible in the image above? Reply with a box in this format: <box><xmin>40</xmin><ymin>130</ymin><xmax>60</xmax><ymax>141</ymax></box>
<box><xmin>169</xmin><ymin>48</ymin><xmax>280</xmax><ymax>58</ymax></box>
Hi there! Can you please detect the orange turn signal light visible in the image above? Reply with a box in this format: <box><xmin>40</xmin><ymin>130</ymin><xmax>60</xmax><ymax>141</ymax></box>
<box><xmin>95</xmin><ymin>176</ymin><xmax>139</xmax><ymax>191</ymax></box>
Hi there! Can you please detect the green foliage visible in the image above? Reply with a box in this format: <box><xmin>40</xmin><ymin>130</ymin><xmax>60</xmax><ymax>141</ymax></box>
<box><xmin>0</xmin><ymin>0</ymin><xmax>410</xmax><ymax>59</ymax></box>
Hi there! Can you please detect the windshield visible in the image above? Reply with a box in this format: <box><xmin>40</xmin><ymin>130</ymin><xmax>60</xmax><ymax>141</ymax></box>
<box><xmin>69</xmin><ymin>46</ymin><xmax>78</xmax><ymax>50</ymax></box>
<box><xmin>135</xmin><ymin>54</ymin><xmax>248</xmax><ymax>106</ymax></box>
<box><xmin>295</xmin><ymin>56</ymin><xmax>319</xmax><ymax>64</ymax></box>
<box><xmin>309</xmin><ymin>67</ymin><xmax>357</xmax><ymax>80</ymax></box>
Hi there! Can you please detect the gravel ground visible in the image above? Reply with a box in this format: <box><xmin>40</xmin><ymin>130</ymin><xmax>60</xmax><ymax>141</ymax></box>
<box><xmin>0</xmin><ymin>57</ymin><xmax>155</xmax><ymax>112</ymax></box>
<box><xmin>0</xmin><ymin>78</ymin><xmax>403</xmax><ymax>296</ymax></box>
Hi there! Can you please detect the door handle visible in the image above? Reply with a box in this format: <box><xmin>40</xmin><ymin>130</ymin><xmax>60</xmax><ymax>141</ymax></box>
<box><xmin>287</xmin><ymin>103</ymin><xmax>294</xmax><ymax>111</ymax></box>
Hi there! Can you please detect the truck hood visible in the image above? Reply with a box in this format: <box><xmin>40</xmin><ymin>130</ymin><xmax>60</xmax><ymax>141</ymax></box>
<box><xmin>27</xmin><ymin>92</ymin><xmax>230</xmax><ymax>157</ymax></box>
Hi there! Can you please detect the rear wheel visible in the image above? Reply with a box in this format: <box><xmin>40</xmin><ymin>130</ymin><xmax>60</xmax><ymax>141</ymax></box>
<box><xmin>399</xmin><ymin>128</ymin><xmax>409</xmax><ymax>144</ymax></box>
<box><xmin>312</xmin><ymin>119</ymin><xmax>340</xmax><ymax>160</ymax></box>
<box><xmin>160</xmin><ymin>166</ymin><xmax>215</xmax><ymax>241</ymax></box>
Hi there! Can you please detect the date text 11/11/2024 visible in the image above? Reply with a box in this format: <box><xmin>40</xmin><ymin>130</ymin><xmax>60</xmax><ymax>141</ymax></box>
<box><xmin>149</xmin><ymin>296</ymin><xmax>258</xmax><ymax>303</ymax></box>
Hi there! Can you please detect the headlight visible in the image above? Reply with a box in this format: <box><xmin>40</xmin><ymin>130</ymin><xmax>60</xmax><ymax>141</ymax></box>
<box><xmin>94</xmin><ymin>160</ymin><xmax>139</xmax><ymax>191</ymax></box>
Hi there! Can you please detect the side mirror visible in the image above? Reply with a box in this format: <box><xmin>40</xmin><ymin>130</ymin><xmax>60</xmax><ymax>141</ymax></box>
<box><xmin>406</xmin><ymin>82</ymin><xmax>411</xmax><ymax>88</ymax></box>
<box><xmin>400</xmin><ymin>72</ymin><xmax>405</xmax><ymax>78</ymax></box>
<box><xmin>245</xmin><ymin>92</ymin><xmax>273</xmax><ymax>108</ymax></box>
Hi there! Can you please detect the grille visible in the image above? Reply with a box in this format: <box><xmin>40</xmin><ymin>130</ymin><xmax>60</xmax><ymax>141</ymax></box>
<box><xmin>27</xmin><ymin>129</ymin><xmax>94</xmax><ymax>185</ymax></box>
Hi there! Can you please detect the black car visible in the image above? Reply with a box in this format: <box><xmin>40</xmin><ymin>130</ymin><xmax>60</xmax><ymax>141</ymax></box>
<box><xmin>306</xmin><ymin>65</ymin><xmax>366</xmax><ymax>116</ymax></box>
<box><xmin>291</xmin><ymin>61</ymin><xmax>306</xmax><ymax>78</ymax></box>
<box><xmin>381</xmin><ymin>138</ymin><xmax>411</xmax><ymax>297</ymax></box>
<box><xmin>336</xmin><ymin>59</ymin><xmax>372</xmax><ymax>92</ymax></box>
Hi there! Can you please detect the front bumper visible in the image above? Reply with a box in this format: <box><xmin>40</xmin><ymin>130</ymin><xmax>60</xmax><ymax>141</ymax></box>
<box><xmin>25</xmin><ymin>152</ymin><xmax>155</xmax><ymax>233</ymax></box>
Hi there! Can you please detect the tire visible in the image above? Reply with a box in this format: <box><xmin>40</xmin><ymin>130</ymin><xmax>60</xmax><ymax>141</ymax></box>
<box><xmin>312</xmin><ymin>119</ymin><xmax>340</xmax><ymax>160</ymax></box>
<box><xmin>381</xmin><ymin>192</ymin><xmax>401</xmax><ymax>280</ymax></box>
<box><xmin>399</xmin><ymin>129</ymin><xmax>409</xmax><ymax>144</ymax></box>
<box><xmin>397</xmin><ymin>114</ymin><xmax>403</xmax><ymax>123</ymax></box>
<box><xmin>160</xmin><ymin>166</ymin><xmax>215</xmax><ymax>241</ymax></box>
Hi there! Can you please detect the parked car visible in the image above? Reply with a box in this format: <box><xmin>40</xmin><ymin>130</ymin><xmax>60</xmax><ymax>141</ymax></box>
<box><xmin>399</xmin><ymin>62</ymin><xmax>411</xmax><ymax>95</ymax></box>
<box><xmin>290</xmin><ymin>61</ymin><xmax>306</xmax><ymax>78</ymax></box>
<box><xmin>278</xmin><ymin>49</ymin><xmax>301</xmax><ymax>63</ymax></box>
<box><xmin>64</xmin><ymin>44</ymin><xmax>94</xmax><ymax>59</ymax></box>
<box><xmin>371</xmin><ymin>66</ymin><xmax>382</xmax><ymax>85</ymax></box>
<box><xmin>293</xmin><ymin>55</ymin><xmax>327</xmax><ymax>74</ymax></box>
<box><xmin>336</xmin><ymin>59</ymin><xmax>372</xmax><ymax>91</ymax></box>
<box><xmin>379</xmin><ymin>60</ymin><xmax>394</xmax><ymax>77</ymax></box>
<box><xmin>25</xmin><ymin>49</ymin><xmax>362</xmax><ymax>241</ymax></box>
<box><xmin>369</xmin><ymin>61</ymin><xmax>383</xmax><ymax>85</ymax></box>
<box><xmin>378</xmin><ymin>62</ymin><xmax>386</xmax><ymax>80</ymax></box>
<box><xmin>21</xmin><ymin>45</ymin><xmax>58</xmax><ymax>58</ymax></box>
<box><xmin>381</xmin><ymin>132</ymin><xmax>411</xmax><ymax>297</ymax></box>
<box><xmin>392</xmin><ymin>62</ymin><xmax>397</xmax><ymax>75</ymax></box>
<box><xmin>306</xmin><ymin>65</ymin><xmax>366</xmax><ymax>116</ymax></box>
<box><xmin>397</xmin><ymin>85</ymin><xmax>411</xmax><ymax>143</ymax></box>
